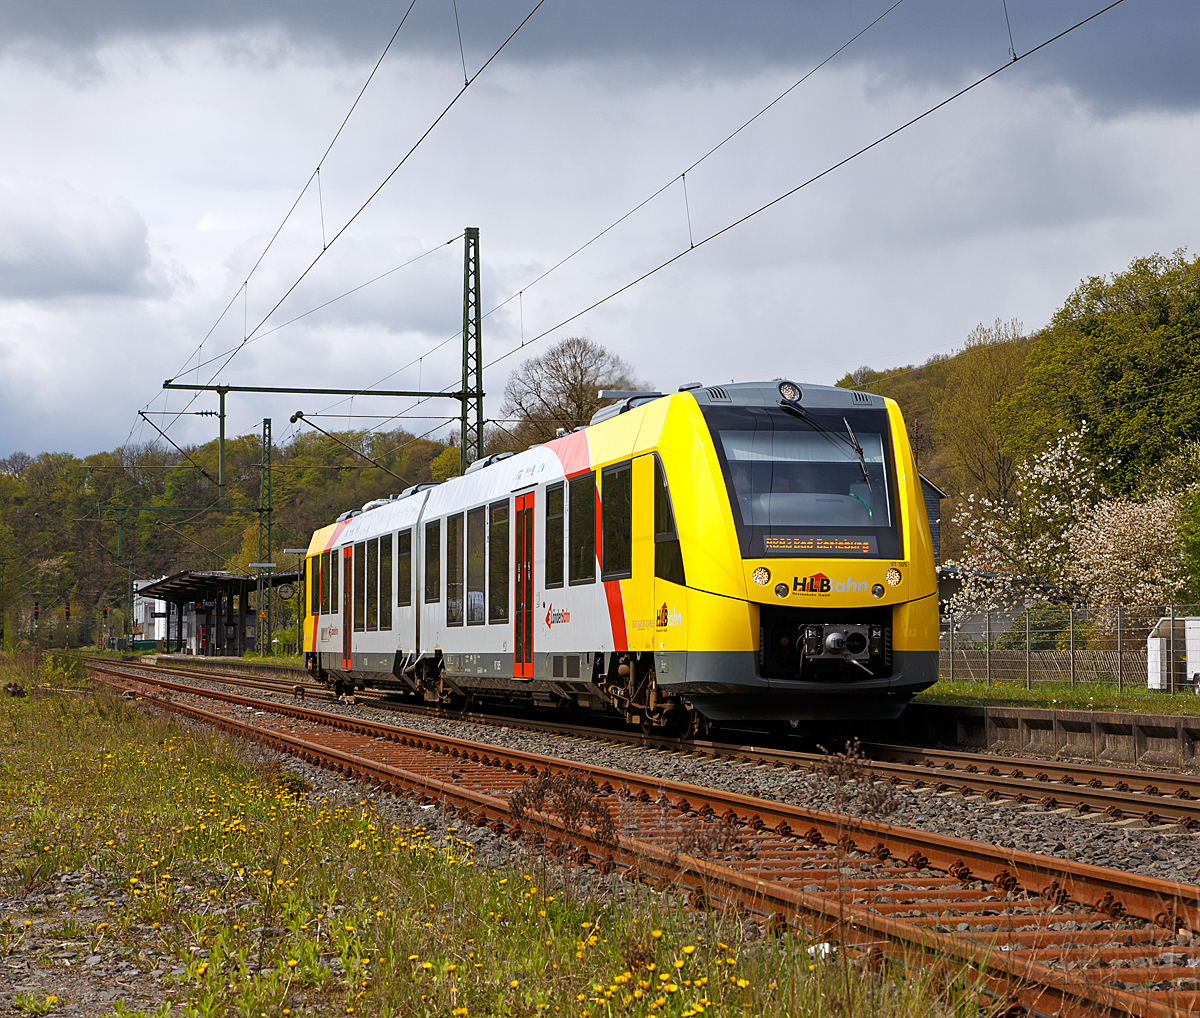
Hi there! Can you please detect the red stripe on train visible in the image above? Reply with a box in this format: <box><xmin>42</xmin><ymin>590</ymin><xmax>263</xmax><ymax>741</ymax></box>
<box><xmin>546</xmin><ymin>429</ymin><xmax>591</xmax><ymax>478</ymax></box>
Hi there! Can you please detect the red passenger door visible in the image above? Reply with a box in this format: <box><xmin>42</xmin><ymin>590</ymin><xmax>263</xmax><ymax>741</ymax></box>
<box><xmin>342</xmin><ymin>547</ymin><xmax>353</xmax><ymax>670</ymax></box>
<box><xmin>514</xmin><ymin>492</ymin><xmax>534</xmax><ymax>678</ymax></box>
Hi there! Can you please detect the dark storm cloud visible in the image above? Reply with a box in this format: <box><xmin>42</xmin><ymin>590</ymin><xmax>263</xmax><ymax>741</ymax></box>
<box><xmin>1</xmin><ymin>1</ymin><xmax>1195</xmax><ymax>114</ymax></box>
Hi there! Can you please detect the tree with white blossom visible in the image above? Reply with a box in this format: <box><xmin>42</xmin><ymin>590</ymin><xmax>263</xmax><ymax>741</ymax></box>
<box><xmin>942</xmin><ymin>429</ymin><xmax>1106</xmax><ymax>620</ymax></box>
<box><xmin>1068</xmin><ymin>492</ymin><xmax>1189</xmax><ymax>612</ymax></box>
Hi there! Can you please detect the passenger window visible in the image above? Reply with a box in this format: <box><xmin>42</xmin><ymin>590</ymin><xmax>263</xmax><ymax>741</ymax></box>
<box><xmin>397</xmin><ymin>529</ymin><xmax>412</xmax><ymax>607</ymax></box>
<box><xmin>545</xmin><ymin>483</ymin><xmax>564</xmax><ymax>588</ymax></box>
<box><xmin>424</xmin><ymin>520</ymin><xmax>440</xmax><ymax>603</ymax></box>
<box><xmin>309</xmin><ymin>557</ymin><xmax>319</xmax><ymax>618</ymax></box>
<box><xmin>489</xmin><ymin>500</ymin><xmax>509</xmax><ymax>623</ymax></box>
<box><xmin>379</xmin><ymin>534</ymin><xmax>393</xmax><ymax>630</ymax></box>
<box><xmin>568</xmin><ymin>472</ymin><xmax>595</xmax><ymax>584</ymax></box>
<box><xmin>447</xmin><ymin>513</ymin><xmax>464</xmax><ymax>626</ymax></box>
<box><xmin>467</xmin><ymin>506</ymin><xmax>486</xmax><ymax>625</ymax></box>
<box><xmin>329</xmin><ymin>548</ymin><xmax>338</xmax><ymax>612</ymax></box>
<box><xmin>366</xmin><ymin>538</ymin><xmax>379</xmax><ymax>631</ymax></box>
<box><xmin>320</xmin><ymin>551</ymin><xmax>331</xmax><ymax>615</ymax></box>
<box><xmin>654</xmin><ymin>457</ymin><xmax>686</xmax><ymax>586</ymax></box>
<box><xmin>354</xmin><ymin>541</ymin><xmax>366</xmax><ymax>632</ymax></box>
<box><xmin>601</xmin><ymin>461</ymin><xmax>632</xmax><ymax>580</ymax></box>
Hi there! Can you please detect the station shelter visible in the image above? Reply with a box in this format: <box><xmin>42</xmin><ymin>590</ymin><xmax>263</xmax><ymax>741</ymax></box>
<box><xmin>134</xmin><ymin>570</ymin><xmax>298</xmax><ymax>657</ymax></box>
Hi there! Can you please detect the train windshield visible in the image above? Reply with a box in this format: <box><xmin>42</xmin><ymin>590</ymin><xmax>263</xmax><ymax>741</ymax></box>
<box><xmin>702</xmin><ymin>404</ymin><xmax>902</xmax><ymax>559</ymax></box>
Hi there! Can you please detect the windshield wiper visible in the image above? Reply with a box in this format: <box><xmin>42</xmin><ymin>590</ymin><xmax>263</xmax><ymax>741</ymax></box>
<box><xmin>843</xmin><ymin>417</ymin><xmax>872</xmax><ymax>492</ymax></box>
<box><xmin>777</xmin><ymin>400</ymin><xmax>873</xmax><ymax>492</ymax></box>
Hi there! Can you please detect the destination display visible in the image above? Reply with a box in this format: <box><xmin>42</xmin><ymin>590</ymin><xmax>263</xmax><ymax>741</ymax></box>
<box><xmin>763</xmin><ymin>534</ymin><xmax>877</xmax><ymax>555</ymax></box>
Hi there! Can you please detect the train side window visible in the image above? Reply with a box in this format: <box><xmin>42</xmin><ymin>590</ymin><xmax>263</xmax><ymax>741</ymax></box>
<box><xmin>309</xmin><ymin>557</ymin><xmax>319</xmax><ymax>618</ymax></box>
<box><xmin>330</xmin><ymin>547</ymin><xmax>338</xmax><ymax>612</ymax></box>
<box><xmin>466</xmin><ymin>506</ymin><xmax>486</xmax><ymax>625</ymax></box>
<box><xmin>354</xmin><ymin>541</ymin><xmax>367</xmax><ymax>632</ymax></box>
<box><xmin>447</xmin><ymin>513</ymin><xmax>464</xmax><ymax>626</ymax></box>
<box><xmin>654</xmin><ymin>456</ymin><xmax>686</xmax><ymax>586</ymax></box>
<box><xmin>320</xmin><ymin>551</ymin><xmax>330</xmax><ymax>615</ymax></box>
<box><xmin>568</xmin><ymin>471</ymin><xmax>596</xmax><ymax>584</ymax></box>
<box><xmin>489</xmin><ymin>500</ymin><xmax>509</xmax><ymax>623</ymax></box>
<box><xmin>545</xmin><ymin>483</ymin><xmax>564</xmax><ymax>588</ymax></box>
<box><xmin>601</xmin><ymin>461</ymin><xmax>632</xmax><ymax>581</ymax></box>
<box><xmin>424</xmin><ymin>520</ymin><xmax>441</xmax><ymax>603</ymax></box>
<box><xmin>379</xmin><ymin>533</ymin><xmax>393</xmax><ymax>629</ymax></box>
<box><xmin>397</xmin><ymin>529</ymin><xmax>412</xmax><ymax>606</ymax></box>
<box><xmin>366</xmin><ymin>537</ymin><xmax>379</xmax><ymax>631</ymax></box>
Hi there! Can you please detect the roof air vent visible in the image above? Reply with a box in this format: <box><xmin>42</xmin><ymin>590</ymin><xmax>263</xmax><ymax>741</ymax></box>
<box><xmin>852</xmin><ymin>391</ymin><xmax>872</xmax><ymax>404</ymax></box>
<box><xmin>705</xmin><ymin>386</ymin><xmax>731</xmax><ymax>402</ymax></box>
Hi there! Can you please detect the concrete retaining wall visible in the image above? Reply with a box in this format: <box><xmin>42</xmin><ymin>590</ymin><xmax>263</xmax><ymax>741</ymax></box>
<box><xmin>894</xmin><ymin>703</ymin><xmax>1200</xmax><ymax>770</ymax></box>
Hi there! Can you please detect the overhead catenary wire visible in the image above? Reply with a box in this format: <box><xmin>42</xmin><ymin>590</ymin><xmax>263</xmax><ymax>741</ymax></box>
<box><xmin>171</xmin><ymin>236</ymin><xmax>462</xmax><ymax>379</ymax></box>
<box><xmin>295</xmin><ymin>3</ymin><xmax>913</xmax><ymax>429</ymax></box>
<box><xmin>146</xmin><ymin>0</ymin><xmax>544</xmax><ymax>440</ymax></box>
<box><xmin>166</xmin><ymin>0</ymin><xmax>421</xmax><ymax>386</ymax></box>
<box><xmin>480</xmin><ymin>0</ymin><xmax>1130</xmax><ymax>377</ymax></box>
<box><xmin>213</xmin><ymin>0</ymin><xmax>546</xmax><ymax>366</ymax></box>
<box><xmin>462</xmin><ymin>0</ymin><xmax>910</xmax><ymax>331</ymax></box>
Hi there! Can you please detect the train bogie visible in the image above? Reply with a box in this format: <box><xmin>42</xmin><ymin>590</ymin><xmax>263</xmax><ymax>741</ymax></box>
<box><xmin>301</xmin><ymin>379</ymin><xmax>939</xmax><ymax>727</ymax></box>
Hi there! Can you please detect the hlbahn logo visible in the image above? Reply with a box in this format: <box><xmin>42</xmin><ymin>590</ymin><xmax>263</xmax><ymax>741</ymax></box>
<box><xmin>545</xmin><ymin>604</ymin><xmax>570</xmax><ymax>627</ymax></box>
<box><xmin>655</xmin><ymin>603</ymin><xmax>682</xmax><ymax>629</ymax></box>
<box><xmin>793</xmin><ymin>573</ymin><xmax>831</xmax><ymax>593</ymax></box>
<box><xmin>792</xmin><ymin>573</ymin><xmax>869</xmax><ymax>594</ymax></box>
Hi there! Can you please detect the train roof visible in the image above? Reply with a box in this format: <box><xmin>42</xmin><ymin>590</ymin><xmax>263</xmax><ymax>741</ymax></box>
<box><xmin>315</xmin><ymin>379</ymin><xmax>890</xmax><ymax>533</ymax></box>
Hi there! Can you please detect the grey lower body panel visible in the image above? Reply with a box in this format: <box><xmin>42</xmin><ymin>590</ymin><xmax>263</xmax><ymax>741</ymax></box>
<box><xmin>663</xmin><ymin>648</ymin><xmax>938</xmax><ymax>722</ymax></box>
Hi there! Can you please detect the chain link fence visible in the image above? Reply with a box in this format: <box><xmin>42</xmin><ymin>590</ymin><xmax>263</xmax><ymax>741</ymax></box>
<box><xmin>939</xmin><ymin>604</ymin><xmax>1200</xmax><ymax>691</ymax></box>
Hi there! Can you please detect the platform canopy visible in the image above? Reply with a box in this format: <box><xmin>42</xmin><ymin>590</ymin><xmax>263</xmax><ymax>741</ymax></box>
<box><xmin>136</xmin><ymin>570</ymin><xmax>298</xmax><ymax>604</ymax></box>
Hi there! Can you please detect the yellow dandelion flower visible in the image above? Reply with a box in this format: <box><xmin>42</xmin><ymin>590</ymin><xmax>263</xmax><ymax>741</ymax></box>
<box><xmin>651</xmin><ymin>929</ymin><xmax>663</xmax><ymax>939</ymax></box>
<box><xmin>510</xmin><ymin>979</ymin><xmax>519</xmax><ymax>988</ymax></box>
<box><xmin>287</xmin><ymin>959</ymin><xmax>298</xmax><ymax>968</ymax></box>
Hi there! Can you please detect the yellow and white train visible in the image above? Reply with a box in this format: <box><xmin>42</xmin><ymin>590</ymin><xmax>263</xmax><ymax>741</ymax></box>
<box><xmin>301</xmin><ymin>380</ymin><xmax>939</xmax><ymax>733</ymax></box>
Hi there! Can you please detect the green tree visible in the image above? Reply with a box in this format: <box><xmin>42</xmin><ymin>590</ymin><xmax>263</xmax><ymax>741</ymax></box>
<box><xmin>1004</xmin><ymin>250</ymin><xmax>1200</xmax><ymax>493</ymax></box>
<box><xmin>430</xmin><ymin>445</ymin><xmax>461</xmax><ymax>482</ymax></box>
<box><xmin>934</xmin><ymin>319</ymin><xmax>1030</xmax><ymax>504</ymax></box>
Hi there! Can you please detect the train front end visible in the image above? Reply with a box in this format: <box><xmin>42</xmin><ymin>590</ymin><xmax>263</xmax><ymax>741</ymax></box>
<box><xmin>656</xmin><ymin>380</ymin><xmax>939</xmax><ymax>722</ymax></box>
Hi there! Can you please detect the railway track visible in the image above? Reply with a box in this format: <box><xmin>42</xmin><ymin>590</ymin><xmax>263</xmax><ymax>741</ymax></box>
<box><xmin>101</xmin><ymin>657</ymin><xmax>1200</xmax><ymax>830</ymax></box>
<box><xmin>89</xmin><ymin>659</ymin><xmax>1200</xmax><ymax>1017</ymax></box>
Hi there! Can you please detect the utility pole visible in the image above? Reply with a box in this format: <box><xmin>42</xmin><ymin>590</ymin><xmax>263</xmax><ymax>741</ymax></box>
<box><xmin>218</xmin><ymin>387</ymin><xmax>227</xmax><ymax>500</ymax></box>
<box><xmin>258</xmin><ymin>418</ymin><xmax>273</xmax><ymax>653</ymax></box>
<box><xmin>461</xmin><ymin>226</ymin><xmax>484</xmax><ymax>473</ymax></box>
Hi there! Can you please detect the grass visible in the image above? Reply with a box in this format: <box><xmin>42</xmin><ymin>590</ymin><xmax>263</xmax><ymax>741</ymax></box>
<box><xmin>0</xmin><ymin>651</ymin><xmax>993</xmax><ymax>1018</ymax></box>
<box><xmin>916</xmin><ymin>678</ymin><xmax>1200</xmax><ymax>715</ymax></box>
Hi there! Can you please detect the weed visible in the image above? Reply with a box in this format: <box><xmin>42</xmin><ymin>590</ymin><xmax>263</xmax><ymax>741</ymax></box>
<box><xmin>509</xmin><ymin>771</ymin><xmax>618</xmax><ymax>845</ymax></box>
<box><xmin>12</xmin><ymin>991</ymin><xmax>58</xmax><ymax>1014</ymax></box>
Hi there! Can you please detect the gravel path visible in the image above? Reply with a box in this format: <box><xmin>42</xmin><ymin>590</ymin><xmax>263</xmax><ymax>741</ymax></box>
<box><xmin>106</xmin><ymin>665</ymin><xmax>1200</xmax><ymax>887</ymax></box>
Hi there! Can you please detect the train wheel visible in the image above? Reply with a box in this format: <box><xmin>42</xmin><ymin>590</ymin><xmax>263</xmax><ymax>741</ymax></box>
<box><xmin>666</xmin><ymin>708</ymin><xmax>696</xmax><ymax>739</ymax></box>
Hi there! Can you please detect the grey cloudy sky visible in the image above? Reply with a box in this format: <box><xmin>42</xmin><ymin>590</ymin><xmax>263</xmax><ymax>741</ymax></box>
<box><xmin>1</xmin><ymin>0</ymin><xmax>1197</xmax><ymax>457</ymax></box>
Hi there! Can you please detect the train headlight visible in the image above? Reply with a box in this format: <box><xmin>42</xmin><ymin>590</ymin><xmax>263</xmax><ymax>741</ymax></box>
<box><xmin>778</xmin><ymin>381</ymin><xmax>802</xmax><ymax>403</ymax></box>
<box><xmin>885</xmin><ymin>568</ymin><xmax>902</xmax><ymax>586</ymax></box>
<box><xmin>871</xmin><ymin>584</ymin><xmax>885</xmax><ymax>598</ymax></box>
<box><xmin>774</xmin><ymin>583</ymin><xmax>789</xmax><ymax>599</ymax></box>
<box><xmin>752</xmin><ymin>567</ymin><xmax>771</xmax><ymax>586</ymax></box>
